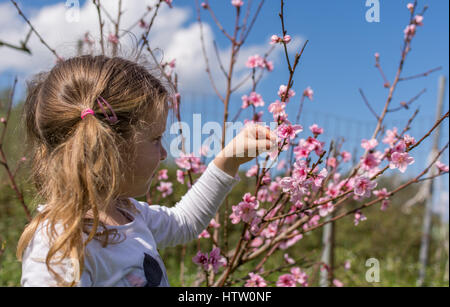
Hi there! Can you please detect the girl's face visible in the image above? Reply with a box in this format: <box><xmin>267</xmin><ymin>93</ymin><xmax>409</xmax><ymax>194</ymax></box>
<box><xmin>121</xmin><ymin>117</ymin><xmax>168</xmax><ymax>198</ymax></box>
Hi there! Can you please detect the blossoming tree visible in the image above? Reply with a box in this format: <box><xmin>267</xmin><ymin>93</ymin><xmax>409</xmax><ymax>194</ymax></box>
<box><xmin>0</xmin><ymin>0</ymin><xmax>448</xmax><ymax>287</ymax></box>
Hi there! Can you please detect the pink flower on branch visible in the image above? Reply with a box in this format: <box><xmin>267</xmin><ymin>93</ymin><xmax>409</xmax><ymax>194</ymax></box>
<box><xmin>354</xmin><ymin>176</ymin><xmax>377</xmax><ymax>198</ymax></box>
<box><xmin>354</xmin><ymin>210</ymin><xmax>367</xmax><ymax>226</ymax></box>
<box><xmin>108</xmin><ymin>34</ymin><xmax>119</xmax><ymax>45</ymax></box>
<box><xmin>436</xmin><ymin>161</ymin><xmax>449</xmax><ymax>173</ymax></box>
<box><xmin>276</xmin><ymin>274</ymin><xmax>296</xmax><ymax>287</ymax></box>
<box><xmin>241</xmin><ymin>92</ymin><xmax>265</xmax><ymax>109</ymax></box>
<box><xmin>383</xmin><ymin>128</ymin><xmax>398</xmax><ymax>147</ymax></box>
<box><xmin>389</xmin><ymin>152</ymin><xmax>415</xmax><ymax>173</ymax></box>
<box><xmin>277</xmin><ymin>123</ymin><xmax>303</xmax><ymax>140</ymax></box>
<box><xmin>361</xmin><ymin>138</ymin><xmax>379</xmax><ymax>150</ymax></box>
<box><xmin>230</xmin><ymin>193</ymin><xmax>260</xmax><ymax>224</ymax></box>
<box><xmin>341</xmin><ymin>151</ymin><xmax>352</xmax><ymax>163</ymax></box>
<box><xmin>303</xmin><ymin>86</ymin><xmax>314</xmax><ymax>101</ymax></box>
<box><xmin>246</xmin><ymin>54</ymin><xmax>265</xmax><ymax>69</ymax></box>
<box><xmin>157</xmin><ymin>182</ymin><xmax>173</xmax><ymax>197</ymax></box>
<box><xmin>245</xmin><ymin>273</ymin><xmax>267</xmax><ymax>287</ymax></box>
<box><xmin>231</xmin><ymin>0</ymin><xmax>244</xmax><ymax>7</ymax></box>
<box><xmin>163</xmin><ymin>0</ymin><xmax>173</xmax><ymax>8</ymax></box>
<box><xmin>278</xmin><ymin>85</ymin><xmax>296</xmax><ymax>102</ymax></box>
<box><xmin>309</xmin><ymin>124</ymin><xmax>324</xmax><ymax>136</ymax></box>
<box><xmin>373</xmin><ymin>188</ymin><xmax>390</xmax><ymax>211</ymax></box>
<box><xmin>192</xmin><ymin>251</ymin><xmax>209</xmax><ymax>271</ymax></box>
<box><xmin>157</xmin><ymin>169</ymin><xmax>168</xmax><ymax>181</ymax></box>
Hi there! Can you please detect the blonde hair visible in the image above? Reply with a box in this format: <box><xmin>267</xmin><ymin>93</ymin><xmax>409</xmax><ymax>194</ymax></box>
<box><xmin>16</xmin><ymin>54</ymin><xmax>170</xmax><ymax>286</ymax></box>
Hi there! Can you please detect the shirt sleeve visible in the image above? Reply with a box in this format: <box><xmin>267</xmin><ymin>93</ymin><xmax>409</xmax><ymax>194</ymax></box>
<box><xmin>137</xmin><ymin>160</ymin><xmax>240</xmax><ymax>249</ymax></box>
<box><xmin>21</xmin><ymin>223</ymin><xmax>94</xmax><ymax>287</ymax></box>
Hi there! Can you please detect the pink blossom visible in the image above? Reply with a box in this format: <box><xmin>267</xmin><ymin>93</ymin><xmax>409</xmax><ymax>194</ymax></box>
<box><xmin>192</xmin><ymin>251</ymin><xmax>209</xmax><ymax>271</ymax></box>
<box><xmin>333</xmin><ymin>279</ymin><xmax>344</xmax><ymax>287</ymax></box>
<box><xmin>404</xmin><ymin>24</ymin><xmax>417</xmax><ymax>40</ymax></box>
<box><xmin>268</xmin><ymin>100</ymin><xmax>286</xmax><ymax>117</ymax></box>
<box><xmin>209</xmin><ymin>247</ymin><xmax>226</xmax><ymax>273</ymax></box>
<box><xmin>175</xmin><ymin>153</ymin><xmax>203</xmax><ymax>173</ymax></box>
<box><xmin>383</xmin><ymin>128</ymin><xmax>398</xmax><ymax>147</ymax></box>
<box><xmin>407</xmin><ymin>3</ymin><xmax>414</xmax><ymax>12</ymax></box>
<box><xmin>374</xmin><ymin>52</ymin><xmax>380</xmax><ymax>61</ymax></box>
<box><xmin>157</xmin><ymin>169</ymin><xmax>168</xmax><ymax>181</ymax></box>
<box><xmin>242</xmin><ymin>92</ymin><xmax>265</xmax><ymax>109</ymax></box>
<box><xmin>283</xmin><ymin>35</ymin><xmax>292</xmax><ymax>44</ymax></box>
<box><xmin>290</xmin><ymin>267</ymin><xmax>308</xmax><ymax>287</ymax></box>
<box><xmin>277</xmin><ymin>123</ymin><xmax>303</xmax><ymax>140</ymax></box>
<box><xmin>279</xmin><ymin>231</ymin><xmax>303</xmax><ymax>250</ymax></box>
<box><xmin>108</xmin><ymin>34</ymin><xmax>119</xmax><ymax>44</ymax></box>
<box><xmin>246</xmin><ymin>55</ymin><xmax>265</xmax><ymax>69</ymax></box>
<box><xmin>176</xmin><ymin>169</ymin><xmax>185</xmax><ymax>184</ymax></box>
<box><xmin>309</xmin><ymin>124</ymin><xmax>323</xmax><ymax>135</ymax></box>
<box><xmin>436</xmin><ymin>161</ymin><xmax>449</xmax><ymax>173</ymax></box>
<box><xmin>284</xmin><ymin>253</ymin><xmax>295</xmax><ymax>265</ymax></box>
<box><xmin>201</xmin><ymin>2</ymin><xmax>208</xmax><ymax>9</ymax></box>
<box><xmin>245</xmin><ymin>273</ymin><xmax>267</xmax><ymax>287</ymax></box>
<box><xmin>354</xmin><ymin>210</ymin><xmax>367</xmax><ymax>226</ymax></box>
<box><xmin>354</xmin><ymin>176</ymin><xmax>377</xmax><ymax>198</ymax></box>
<box><xmin>163</xmin><ymin>0</ymin><xmax>173</xmax><ymax>8</ymax></box>
<box><xmin>208</xmin><ymin>218</ymin><xmax>220</xmax><ymax>229</ymax></box>
<box><xmin>303</xmin><ymin>86</ymin><xmax>314</xmax><ymax>101</ymax></box>
<box><xmin>157</xmin><ymin>182</ymin><xmax>173</xmax><ymax>197</ymax></box>
<box><xmin>361</xmin><ymin>138</ymin><xmax>379</xmax><ymax>150</ymax></box>
<box><xmin>403</xmin><ymin>134</ymin><xmax>416</xmax><ymax>147</ymax></box>
<box><xmin>319</xmin><ymin>202</ymin><xmax>334</xmax><ymax>217</ymax></box>
<box><xmin>278</xmin><ymin>85</ymin><xmax>296</xmax><ymax>102</ymax></box>
<box><xmin>313</xmin><ymin>168</ymin><xmax>328</xmax><ymax>189</ymax></box>
<box><xmin>373</xmin><ymin>188</ymin><xmax>390</xmax><ymax>211</ymax></box>
<box><xmin>265</xmin><ymin>60</ymin><xmax>274</xmax><ymax>72</ymax></box>
<box><xmin>327</xmin><ymin>157</ymin><xmax>337</xmax><ymax>169</ymax></box>
<box><xmin>270</xmin><ymin>35</ymin><xmax>281</xmax><ymax>45</ymax></box>
<box><xmin>261</xmin><ymin>222</ymin><xmax>278</xmax><ymax>239</ymax></box>
<box><xmin>389</xmin><ymin>152</ymin><xmax>415</xmax><ymax>173</ymax></box>
<box><xmin>414</xmin><ymin>15</ymin><xmax>424</xmax><ymax>26</ymax></box>
<box><xmin>344</xmin><ymin>260</ymin><xmax>351</xmax><ymax>270</ymax></box>
<box><xmin>198</xmin><ymin>229</ymin><xmax>210</xmax><ymax>239</ymax></box>
<box><xmin>230</xmin><ymin>193</ymin><xmax>260</xmax><ymax>224</ymax></box>
<box><xmin>360</xmin><ymin>153</ymin><xmax>381</xmax><ymax>171</ymax></box>
<box><xmin>231</xmin><ymin>0</ymin><xmax>244</xmax><ymax>7</ymax></box>
<box><xmin>0</xmin><ymin>117</ymin><xmax>5</xmax><ymax>123</ymax></box>
<box><xmin>246</xmin><ymin>165</ymin><xmax>258</xmax><ymax>177</ymax></box>
<box><xmin>341</xmin><ymin>151</ymin><xmax>352</xmax><ymax>163</ymax></box>
<box><xmin>276</xmin><ymin>274</ymin><xmax>296</xmax><ymax>287</ymax></box>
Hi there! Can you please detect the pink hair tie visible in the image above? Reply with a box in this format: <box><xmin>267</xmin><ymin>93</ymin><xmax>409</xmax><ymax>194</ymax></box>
<box><xmin>81</xmin><ymin>108</ymin><xmax>95</xmax><ymax>119</ymax></box>
<box><xmin>80</xmin><ymin>96</ymin><xmax>118</xmax><ymax>124</ymax></box>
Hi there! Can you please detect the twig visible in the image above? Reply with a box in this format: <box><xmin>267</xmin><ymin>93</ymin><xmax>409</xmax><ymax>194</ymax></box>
<box><xmin>195</xmin><ymin>0</ymin><xmax>225</xmax><ymax>103</ymax></box>
<box><xmin>92</xmin><ymin>0</ymin><xmax>105</xmax><ymax>55</ymax></box>
<box><xmin>0</xmin><ymin>77</ymin><xmax>32</xmax><ymax>222</ymax></box>
<box><xmin>387</xmin><ymin>88</ymin><xmax>426</xmax><ymax>112</ymax></box>
<box><xmin>399</xmin><ymin>66</ymin><xmax>442</xmax><ymax>82</ymax></box>
<box><xmin>359</xmin><ymin>88</ymin><xmax>380</xmax><ymax>120</ymax></box>
<box><xmin>10</xmin><ymin>0</ymin><xmax>60</xmax><ymax>59</ymax></box>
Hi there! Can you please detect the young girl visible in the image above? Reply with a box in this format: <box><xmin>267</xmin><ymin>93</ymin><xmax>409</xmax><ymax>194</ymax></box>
<box><xmin>17</xmin><ymin>55</ymin><xmax>277</xmax><ymax>287</ymax></box>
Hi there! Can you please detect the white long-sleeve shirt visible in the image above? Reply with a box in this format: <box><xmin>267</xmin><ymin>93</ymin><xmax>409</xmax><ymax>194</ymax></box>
<box><xmin>21</xmin><ymin>161</ymin><xmax>240</xmax><ymax>287</ymax></box>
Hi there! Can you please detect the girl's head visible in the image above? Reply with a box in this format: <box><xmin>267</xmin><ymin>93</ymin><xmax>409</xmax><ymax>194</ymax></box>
<box><xmin>17</xmin><ymin>54</ymin><xmax>171</xmax><ymax>285</ymax></box>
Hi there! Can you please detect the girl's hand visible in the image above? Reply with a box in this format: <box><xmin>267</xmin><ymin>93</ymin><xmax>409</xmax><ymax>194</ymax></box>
<box><xmin>213</xmin><ymin>123</ymin><xmax>278</xmax><ymax>177</ymax></box>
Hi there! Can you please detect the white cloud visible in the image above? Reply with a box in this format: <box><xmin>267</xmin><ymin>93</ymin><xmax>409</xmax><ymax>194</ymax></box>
<box><xmin>0</xmin><ymin>0</ymin><xmax>304</xmax><ymax>95</ymax></box>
